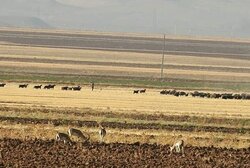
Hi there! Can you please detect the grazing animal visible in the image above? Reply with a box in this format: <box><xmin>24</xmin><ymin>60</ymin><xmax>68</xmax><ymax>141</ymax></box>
<box><xmin>169</xmin><ymin>90</ymin><xmax>177</xmax><ymax>95</ymax></box>
<box><xmin>67</xmin><ymin>87</ymin><xmax>73</xmax><ymax>90</ymax></box>
<box><xmin>34</xmin><ymin>85</ymin><xmax>42</xmax><ymax>89</ymax></box>
<box><xmin>61</xmin><ymin>86</ymin><xmax>68</xmax><ymax>90</ymax></box>
<box><xmin>245</xmin><ymin>94</ymin><xmax>250</xmax><ymax>100</ymax></box>
<box><xmin>221</xmin><ymin>93</ymin><xmax>233</xmax><ymax>100</ymax></box>
<box><xmin>170</xmin><ymin>140</ymin><xmax>184</xmax><ymax>155</ymax></box>
<box><xmin>72</xmin><ymin>86</ymin><xmax>81</xmax><ymax>91</ymax></box>
<box><xmin>68</xmin><ymin>128</ymin><xmax>90</xmax><ymax>143</ymax></box>
<box><xmin>19</xmin><ymin>84</ymin><xmax>28</xmax><ymax>88</ymax></box>
<box><xmin>174</xmin><ymin>92</ymin><xmax>180</xmax><ymax>97</ymax></box>
<box><xmin>44</xmin><ymin>84</ymin><xmax>56</xmax><ymax>89</ymax></box>
<box><xmin>99</xmin><ymin>125</ymin><xmax>106</xmax><ymax>143</ymax></box>
<box><xmin>241</xmin><ymin>93</ymin><xmax>250</xmax><ymax>100</ymax></box>
<box><xmin>55</xmin><ymin>132</ymin><xmax>72</xmax><ymax>145</ymax></box>
<box><xmin>233</xmin><ymin>94</ymin><xmax>242</xmax><ymax>100</ymax></box>
<box><xmin>191</xmin><ymin>91</ymin><xmax>199</xmax><ymax>97</ymax></box>
<box><xmin>160</xmin><ymin>90</ymin><xmax>167</xmax><ymax>95</ymax></box>
<box><xmin>140</xmin><ymin>89</ymin><xmax>146</xmax><ymax>93</ymax></box>
<box><xmin>0</xmin><ymin>83</ymin><xmax>6</xmax><ymax>87</ymax></box>
<box><xmin>133</xmin><ymin>90</ymin><xmax>139</xmax><ymax>94</ymax></box>
<box><xmin>210</xmin><ymin>93</ymin><xmax>221</xmax><ymax>99</ymax></box>
<box><xmin>179</xmin><ymin>91</ymin><xmax>187</xmax><ymax>96</ymax></box>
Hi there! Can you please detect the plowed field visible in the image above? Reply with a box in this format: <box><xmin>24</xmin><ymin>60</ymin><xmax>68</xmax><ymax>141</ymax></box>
<box><xmin>0</xmin><ymin>138</ymin><xmax>249</xmax><ymax>168</ymax></box>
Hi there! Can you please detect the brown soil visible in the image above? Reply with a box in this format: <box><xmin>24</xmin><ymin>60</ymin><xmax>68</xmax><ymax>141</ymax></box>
<box><xmin>0</xmin><ymin>138</ymin><xmax>249</xmax><ymax>167</ymax></box>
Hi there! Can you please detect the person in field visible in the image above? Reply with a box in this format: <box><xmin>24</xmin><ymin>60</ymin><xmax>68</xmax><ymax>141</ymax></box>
<box><xmin>91</xmin><ymin>82</ymin><xmax>95</xmax><ymax>91</ymax></box>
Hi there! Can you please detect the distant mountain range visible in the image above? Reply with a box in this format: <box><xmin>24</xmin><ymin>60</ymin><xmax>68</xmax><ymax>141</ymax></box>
<box><xmin>0</xmin><ymin>0</ymin><xmax>250</xmax><ymax>38</ymax></box>
<box><xmin>0</xmin><ymin>16</ymin><xmax>51</xmax><ymax>28</ymax></box>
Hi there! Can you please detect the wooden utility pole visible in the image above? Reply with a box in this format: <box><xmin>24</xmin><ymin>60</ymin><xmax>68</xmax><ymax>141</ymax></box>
<box><xmin>160</xmin><ymin>34</ymin><xmax>166</xmax><ymax>79</ymax></box>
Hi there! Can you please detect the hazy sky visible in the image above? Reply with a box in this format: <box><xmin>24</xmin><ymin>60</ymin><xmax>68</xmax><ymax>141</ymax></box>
<box><xmin>1</xmin><ymin>0</ymin><xmax>250</xmax><ymax>38</ymax></box>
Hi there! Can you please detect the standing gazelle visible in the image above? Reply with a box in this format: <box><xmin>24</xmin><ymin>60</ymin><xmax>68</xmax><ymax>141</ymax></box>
<box><xmin>170</xmin><ymin>140</ymin><xmax>185</xmax><ymax>155</ymax></box>
<box><xmin>68</xmin><ymin>128</ymin><xmax>90</xmax><ymax>143</ymax></box>
<box><xmin>99</xmin><ymin>125</ymin><xmax>106</xmax><ymax>143</ymax></box>
<box><xmin>55</xmin><ymin>132</ymin><xmax>72</xmax><ymax>145</ymax></box>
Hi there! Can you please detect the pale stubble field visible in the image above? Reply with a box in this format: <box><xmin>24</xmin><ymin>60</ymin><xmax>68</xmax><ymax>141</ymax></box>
<box><xmin>0</xmin><ymin>84</ymin><xmax>249</xmax><ymax>148</ymax></box>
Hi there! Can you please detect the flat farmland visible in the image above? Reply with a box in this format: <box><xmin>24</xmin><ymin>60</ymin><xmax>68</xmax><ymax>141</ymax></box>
<box><xmin>0</xmin><ymin>41</ymin><xmax>250</xmax><ymax>91</ymax></box>
<box><xmin>0</xmin><ymin>84</ymin><xmax>249</xmax><ymax>167</ymax></box>
<box><xmin>1</xmin><ymin>45</ymin><xmax>250</xmax><ymax>81</ymax></box>
<box><xmin>0</xmin><ymin>28</ymin><xmax>249</xmax><ymax>167</ymax></box>
<box><xmin>1</xmin><ymin>83</ymin><xmax>250</xmax><ymax>118</ymax></box>
<box><xmin>0</xmin><ymin>84</ymin><xmax>249</xmax><ymax>147</ymax></box>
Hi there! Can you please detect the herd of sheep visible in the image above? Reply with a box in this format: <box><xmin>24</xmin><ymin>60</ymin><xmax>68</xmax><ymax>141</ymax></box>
<box><xmin>0</xmin><ymin>83</ymin><xmax>82</xmax><ymax>91</ymax></box>
<box><xmin>1</xmin><ymin>82</ymin><xmax>249</xmax><ymax>100</ymax></box>
<box><xmin>160</xmin><ymin>89</ymin><xmax>250</xmax><ymax>100</ymax></box>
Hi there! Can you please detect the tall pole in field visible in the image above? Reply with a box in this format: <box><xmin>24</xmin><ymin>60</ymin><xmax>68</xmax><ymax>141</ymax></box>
<box><xmin>160</xmin><ymin>34</ymin><xmax>166</xmax><ymax>79</ymax></box>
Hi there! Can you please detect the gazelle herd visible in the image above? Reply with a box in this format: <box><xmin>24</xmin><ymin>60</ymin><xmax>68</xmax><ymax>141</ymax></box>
<box><xmin>55</xmin><ymin>126</ymin><xmax>185</xmax><ymax>156</ymax></box>
<box><xmin>56</xmin><ymin>126</ymin><xmax>107</xmax><ymax>145</ymax></box>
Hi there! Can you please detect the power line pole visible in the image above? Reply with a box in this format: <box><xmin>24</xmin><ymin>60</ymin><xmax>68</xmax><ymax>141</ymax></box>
<box><xmin>160</xmin><ymin>34</ymin><xmax>166</xmax><ymax>79</ymax></box>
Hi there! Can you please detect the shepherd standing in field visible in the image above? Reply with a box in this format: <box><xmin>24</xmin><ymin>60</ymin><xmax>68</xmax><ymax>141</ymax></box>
<box><xmin>91</xmin><ymin>82</ymin><xmax>95</xmax><ymax>91</ymax></box>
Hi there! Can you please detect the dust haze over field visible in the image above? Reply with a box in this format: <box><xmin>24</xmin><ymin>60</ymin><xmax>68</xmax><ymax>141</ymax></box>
<box><xmin>1</xmin><ymin>0</ymin><xmax>250</xmax><ymax>38</ymax></box>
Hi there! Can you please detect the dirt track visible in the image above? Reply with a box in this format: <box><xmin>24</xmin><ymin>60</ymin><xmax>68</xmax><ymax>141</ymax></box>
<box><xmin>0</xmin><ymin>138</ymin><xmax>249</xmax><ymax>167</ymax></box>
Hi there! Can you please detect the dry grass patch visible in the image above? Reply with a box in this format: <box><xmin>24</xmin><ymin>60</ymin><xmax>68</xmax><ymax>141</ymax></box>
<box><xmin>0</xmin><ymin>123</ymin><xmax>249</xmax><ymax>149</ymax></box>
<box><xmin>0</xmin><ymin>84</ymin><xmax>250</xmax><ymax>119</ymax></box>
<box><xmin>0</xmin><ymin>84</ymin><xmax>249</xmax><ymax>149</ymax></box>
